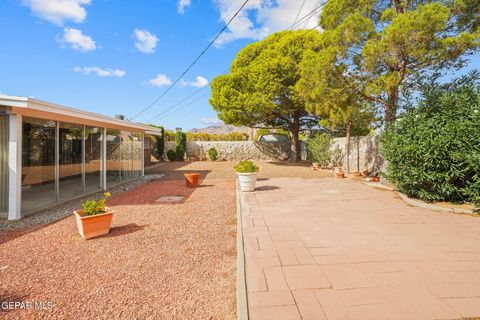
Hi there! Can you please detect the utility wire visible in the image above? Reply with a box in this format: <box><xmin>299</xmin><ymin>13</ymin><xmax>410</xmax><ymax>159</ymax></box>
<box><xmin>293</xmin><ymin>0</ymin><xmax>307</xmax><ymax>25</ymax></box>
<box><xmin>146</xmin><ymin>1</ymin><xmax>327</xmax><ymax>122</ymax></box>
<box><xmin>161</xmin><ymin>92</ymin><xmax>211</xmax><ymax>119</ymax></box>
<box><xmin>148</xmin><ymin>87</ymin><xmax>206</xmax><ymax>122</ymax></box>
<box><xmin>146</xmin><ymin>68</ymin><xmax>231</xmax><ymax>122</ymax></box>
<box><xmin>130</xmin><ymin>0</ymin><xmax>250</xmax><ymax>121</ymax></box>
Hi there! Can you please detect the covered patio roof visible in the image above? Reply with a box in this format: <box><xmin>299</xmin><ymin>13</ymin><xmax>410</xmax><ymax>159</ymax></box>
<box><xmin>0</xmin><ymin>94</ymin><xmax>162</xmax><ymax>133</ymax></box>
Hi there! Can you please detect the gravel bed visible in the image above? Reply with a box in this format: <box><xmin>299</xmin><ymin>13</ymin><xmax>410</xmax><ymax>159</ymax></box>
<box><xmin>0</xmin><ymin>174</ymin><xmax>164</xmax><ymax>232</ymax></box>
<box><xmin>0</xmin><ymin>177</ymin><xmax>236</xmax><ymax>319</ymax></box>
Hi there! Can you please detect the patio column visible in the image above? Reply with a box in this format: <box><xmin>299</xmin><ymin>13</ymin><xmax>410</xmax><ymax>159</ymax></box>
<box><xmin>8</xmin><ymin>114</ymin><xmax>22</xmax><ymax>220</ymax></box>
<box><xmin>141</xmin><ymin>133</ymin><xmax>145</xmax><ymax>177</ymax></box>
<box><xmin>102</xmin><ymin>127</ymin><xmax>107</xmax><ymax>190</ymax></box>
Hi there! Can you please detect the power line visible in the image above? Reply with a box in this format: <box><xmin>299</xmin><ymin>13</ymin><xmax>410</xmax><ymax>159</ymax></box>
<box><xmin>161</xmin><ymin>92</ymin><xmax>211</xmax><ymax>119</ymax></box>
<box><xmin>293</xmin><ymin>0</ymin><xmax>307</xmax><ymax>25</ymax></box>
<box><xmin>288</xmin><ymin>0</ymin><xmax>325</xmax><ymax>30</ymax></box>
<box><xmin>146</xmin><ymin>1</ymin><xmax>327</xmax><ymax>123</ymax></box>
<box><xmin>301</xmin><ymin>0</ymin><xmax>322</xmax><ymax>28</ymax></box>
<box><xmin>148</xmin><ymin>87</ymin><xmax>207</xmax><ymax>122</ymax></box>
<box><xmin>146</xmin><ymin>68</ymin><xmax>230</xmax><ymax>122</ymax></box>
<box><xmin>130</xmin><ymin>0</ymin><xmax>250</xmax><ymax>121</ymax></box>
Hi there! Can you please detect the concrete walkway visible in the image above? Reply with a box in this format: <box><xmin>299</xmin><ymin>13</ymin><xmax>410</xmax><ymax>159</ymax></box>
<box><xmin>240</xmin><ymin>178</ymin><xmax>480</xmax><ymax>320</ymax></box>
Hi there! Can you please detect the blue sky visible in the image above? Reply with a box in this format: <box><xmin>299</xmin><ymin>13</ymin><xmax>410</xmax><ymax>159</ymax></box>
<box><xmin>0</xmin><ymin>0</ymin><xmax>478</xmax><ymax>130</ymax></box>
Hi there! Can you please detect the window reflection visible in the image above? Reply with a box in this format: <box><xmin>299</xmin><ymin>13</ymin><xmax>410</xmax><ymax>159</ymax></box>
<box><xmin>59</xmin><ymin>122</ymin><xmax>83</xmax><ymax>200</ymax></box>
<box><xmin>85</xmin><ymin>126</ymin><xmax>103</xmax><ymax>193</ymax></box>
<box><xmin>22</xmin><ymin>117</ymin><xmax>56</xmax><ymax>212</ymax></box>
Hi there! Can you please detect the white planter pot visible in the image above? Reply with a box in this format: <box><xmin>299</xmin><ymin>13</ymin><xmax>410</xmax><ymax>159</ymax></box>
<box><xmin>334</xmin><ymin>166</ymin><xmax>343</xmax><ymax>174</ymax></box>
<box><xmin>237</xmin><ymin>172</ymin><xmax>258</xmax><ymax>192</ymax></box>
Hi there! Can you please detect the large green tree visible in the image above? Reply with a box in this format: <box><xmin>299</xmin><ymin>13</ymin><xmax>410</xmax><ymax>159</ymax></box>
<box><xmin>209</xmin><ymin>30</ymin><xmax>322</xmax><ymax>161</ymax></box>
<box><xmin>301</xmin><ymin>0</ymin><xmax>480</xmax><ymax>124</ymax></box>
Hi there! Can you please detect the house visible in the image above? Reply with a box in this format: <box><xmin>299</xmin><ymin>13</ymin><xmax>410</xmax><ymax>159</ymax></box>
<box><xmin>0</xmin><ymin>95</ymin><xmax>162</xmax><ymax>220</ymax></box>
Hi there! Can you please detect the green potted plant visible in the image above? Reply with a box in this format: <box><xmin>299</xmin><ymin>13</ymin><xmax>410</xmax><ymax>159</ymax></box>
<box><xmin>234</xmin><ymin>160</ymin><xmax>260</xmax><ymax>192</ymax></box>
<box><xmin>74</xmin><ymin>192</ymin><xmax>113</xmax><ymax>240</ymax></box>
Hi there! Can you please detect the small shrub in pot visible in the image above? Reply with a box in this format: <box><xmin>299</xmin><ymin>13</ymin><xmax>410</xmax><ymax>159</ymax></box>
<box><xmin>235</xmin><ymin>160</ymin><xmax>260</xmax><ymax>192</ymax></box>
<box><xmin>74</xmin><ymin>192</ymin><xmax>113</xmax><ymax>240</ymax></box>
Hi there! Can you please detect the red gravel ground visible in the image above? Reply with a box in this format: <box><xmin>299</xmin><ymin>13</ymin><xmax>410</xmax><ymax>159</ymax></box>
<box><xmin>0</xmin><ymin>178</ymin><xmax>237</xmax><ymax>319</ymax></box>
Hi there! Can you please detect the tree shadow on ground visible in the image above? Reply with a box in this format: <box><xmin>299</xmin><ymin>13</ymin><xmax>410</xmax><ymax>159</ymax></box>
<box><xmin>265</xmin><ymin>161</ymin><xmax>312</xmax><ymax>167</ymax></box>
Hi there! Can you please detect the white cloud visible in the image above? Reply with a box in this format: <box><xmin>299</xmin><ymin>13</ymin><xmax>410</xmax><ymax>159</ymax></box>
<box><xmin>212</xmin><ymin>0</ymin><xmax>321</xmax><ymax>47</ymax></box>
<box><xmin>134</xmin><ymin>29</ymin><xmax>158</xmax><ymax>54</ymax></box>
<box><xmin>190</xmin><ymin>76</ymin><xmax>209</xmax><ymax>88</ymax></box>
<box><xmin>59</xmin><ymin>28</ymin><xmax>96</xmax><ymax>52</ymax></box>
<box><xmin>148</xmin><ymin>74</ymin><xmax>172</xmax><ymax>87</ymax></box>
<box><xmin>177</xmin><ymin>0</ymin><xmax>191</xmax><ymax>14</ymax></box>
<box><xmin>74</xmin><ymin>66</ymin><xmax>126</xmax><ymax>77</ymax></box>
<box><xmin>22</xmin><ymin>0</ymin><xmax>91</xmax><ymax>25</ymax></box>
<box><xmin>201</xmin><ymin>117</ymin><xmax>223</xmax><ymax>125</ymax></box>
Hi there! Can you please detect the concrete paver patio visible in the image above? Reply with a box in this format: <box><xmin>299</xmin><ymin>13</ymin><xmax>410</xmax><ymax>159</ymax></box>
<box><xmin>240</xmin><ymin>178</ymin><xmax>480</xmax><ymax>320</ymax></box>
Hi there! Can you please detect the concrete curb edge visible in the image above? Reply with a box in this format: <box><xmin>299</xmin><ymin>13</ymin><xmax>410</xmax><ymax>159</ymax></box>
<box><xmin>363</xmin><ymin>182</ymin><xmax>477</xmax><ymax>215</ymax></box>
<box><xmin>236</xmin><ymin>180</ymin><xmax>249</xmax><ymax>320</ymax></box>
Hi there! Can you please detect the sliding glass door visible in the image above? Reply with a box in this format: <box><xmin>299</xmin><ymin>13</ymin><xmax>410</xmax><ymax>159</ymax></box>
<box><xmin>20</xmin><ymin>117</ymin><xmax>142</xmax><ymax>213</ymax></box>
<box><xmin>22</xmin><ymin>117</ymin><xmax>57</xmax><ymax>212</ymax></box>
<box><xmin>59</xmin><ymin>122</ymin><xmax>84</xmax><ymax>200</ymax></box>
<box><xmin>85</xmin><ymin>126</ymin><xmax>103</xmax><ymax>193</ymax></box>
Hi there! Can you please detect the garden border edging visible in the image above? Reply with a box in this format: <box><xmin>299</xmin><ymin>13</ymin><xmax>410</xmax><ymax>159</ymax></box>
<box><xmin>363</xmin><ymin>182</ymin><xmax>477</xmax><ymax>215</ymax></box>
<box><xmin>236</xmin><ymin>180</ymin><xmax>249</xmax><ymax>320</ymax></box>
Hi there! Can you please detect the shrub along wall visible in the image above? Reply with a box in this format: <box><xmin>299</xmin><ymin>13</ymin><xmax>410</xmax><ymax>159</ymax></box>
<box><xmin>163</xmin><ymin>137</ymin><xmax>383</xmax><ymax>166</ymax></box>
<box><xmin>164</xmin><ymin>141</ymin><xmax>306</xmax><ymax>161</ymax></box>
<box><xmin>381</xmin><ymin>76</ymin><xmax>480</xmax><ymax>207</ymax></box>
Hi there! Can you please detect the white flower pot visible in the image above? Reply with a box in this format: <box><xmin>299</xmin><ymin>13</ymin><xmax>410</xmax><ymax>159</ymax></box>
<box><xmin>237</xmin><ymin>172</ymin><xmax>258</xmax><ymax>192</ymax></box>
<box><xmin>334</xmin><ymin>166</ymin><xmax>343</xmax><ymax>174</ymax></box>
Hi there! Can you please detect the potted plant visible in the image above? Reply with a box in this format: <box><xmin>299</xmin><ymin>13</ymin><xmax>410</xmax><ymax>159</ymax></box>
<box><xmin>74</xmin><ymin>192</ymin><xmax>113</xmax><ymax>240</ymax></box>
<box><xmin>234</xmin><ymin>160</ymin><xmax>260</xmax><ymax>192</ymax></box>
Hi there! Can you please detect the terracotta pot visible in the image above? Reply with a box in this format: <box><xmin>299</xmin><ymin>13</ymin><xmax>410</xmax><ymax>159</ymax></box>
<box><xmin>362</xmin><ymin>169</ymin><xmax>370</xmax><ymax>177</ymax></box>
<box><xmin>334</xmin><ymin>166</ymin><xmax>343</xmax><ymax>174</ymax></box>
<box><xmin>184</xmin><ymin>173</ymin><xmax>201</xmax><ymax>187</ymax></box>
<box><xmin>74</xmin><ymin>209</ymin><xmax>113</xmax><ymax>240</ymax></box>
<box><xmin>353</xmin><ymin>172</ymin><xmax>363</xmax><ymax>177</ymax></box>
<box><xmin>336</xmin><ymin>172</ymin><xmax>345</xmax><ymax>179</ymax></box>
<box><xmin>371</xmin><ymin>176</ymin><xmax>380</xmax><ymax>182</ymax></box>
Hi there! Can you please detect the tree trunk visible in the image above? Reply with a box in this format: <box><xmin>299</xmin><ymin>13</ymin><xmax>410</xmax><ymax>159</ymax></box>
<box><xmin>385</xmin><ymin>91</ymin><xmax>399</xmax><ymax>124</ymax></box>
<box><xmin>345</xmin><ymin>121</ymin><xmax>352</xmax><ymax>174</ymax></box>
<box><xmin>289</xmin><ymin>115</ymin><xmax>301</xmax><ymax>162</ymax></box>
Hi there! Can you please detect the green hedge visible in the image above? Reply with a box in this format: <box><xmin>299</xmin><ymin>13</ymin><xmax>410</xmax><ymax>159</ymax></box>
<box><xmin>175</xmin><ymin>131</ymin><xmax>187</xmax><ymax>161</ymax></box>
<box><xmin>305</xmin><ymin>133</ymin><xmax>332</xmax><ymax>166</ymax></box>
<box><xmin>381</xmin><ymin>74</ymin><xmax>480</xmax><ymax>208</ymax></box>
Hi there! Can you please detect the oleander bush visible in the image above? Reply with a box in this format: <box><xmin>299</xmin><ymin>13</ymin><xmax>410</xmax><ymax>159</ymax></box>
<box><xmin>166</xmin><ymin>149</ymin><xmax>177</xmax><ymax>161</ymax></box>
<box><xmin>208</xmin><ymin>147</ymin><xmax>218</xmax><ymax>161</ymax></box>
<box><xmin>381</xmin><ymin>73</ymin><xmax>480</xmax><ymax>208</ymax></box>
